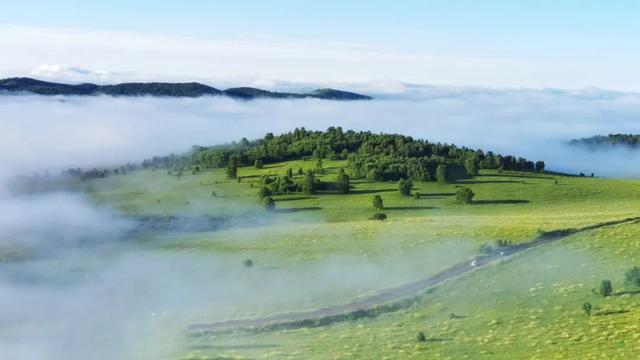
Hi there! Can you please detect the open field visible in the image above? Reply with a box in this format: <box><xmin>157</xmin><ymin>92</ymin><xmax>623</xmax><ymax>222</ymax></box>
<box><xmin>57</xmin><ymin>160</ymin><xmax>640</xmax><ymax>359</ymax></box>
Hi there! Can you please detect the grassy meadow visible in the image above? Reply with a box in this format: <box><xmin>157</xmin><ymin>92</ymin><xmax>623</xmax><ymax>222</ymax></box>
<box><xmin>75</xmin><ymin>159</ymin><xmax>640</xmax><ymax>359</ymax></box>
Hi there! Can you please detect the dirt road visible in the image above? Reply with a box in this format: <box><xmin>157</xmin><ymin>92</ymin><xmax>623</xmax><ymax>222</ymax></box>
<box><xmin>189</xmin><ymin>217</ymin><xmax>639</xmax><ymax>334</ymax></box>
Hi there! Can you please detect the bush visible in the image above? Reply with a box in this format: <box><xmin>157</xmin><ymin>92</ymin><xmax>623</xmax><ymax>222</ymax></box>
<box><xmin>416</xmin><ymin>331</ymin><xmax>427</xmax><ymax>342</ymax></box>
<box><xmin>624</xmin><ymin>266</ymin><xmax>640</xmax><ymax>287</ymax></box>
<box><xmin>370</xmin><ymin>213</ymin><xmax>387</xmax><ymax>221</ymax></box>
<box><xmin>258</xmin><ymin>186</ymin><xmax>272</xmax><ymax>199</ymax></box>
<box><xmin>479</xmin><ymin>243</ymin><xmax>494</xmax><ymax>254</ymax></box>
<box><xmin>582</xmin><ymin>302</ymin><xmax>592</xmax><ymax>317</ymax></box>
<box><xmin>599</xmin><ymin>280</ymin><xmax>613</xmax><ymax>297</ymax></box>
<box><xmin>413</xmin><ymin>191</ymin><xmax>421</xmax><ymax>200</ymax></box>
<box><xmin>244</xmin><ymin>259</ymin><xmax>254</xmax><ymax>267</ymax></box>
<box><xmin>263</xmin><ymin>196</ymin><xmax>276</xmax><ymax>211</ymax></box>
<box><xmin>456</xmin><ymin>187</ymin><xmax>475</xmax><ymax>204</ymax></box>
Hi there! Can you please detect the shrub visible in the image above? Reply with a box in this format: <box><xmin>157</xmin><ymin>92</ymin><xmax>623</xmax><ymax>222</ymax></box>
<box><xmin>624</xmin><ymin>266</ymin><xmax>640</xmax><ymax>287</ymax></box>
<box><xmin>582</xmin><ymin>302</ymin><xmax>592</xmax><ymax>317</ymax></box>
<box><xmin>599</xmin><ymin>280</ymin><xmax>613</xmax><ymax>297</ymax></box>
<box><xmin>456</xmin><ymin>187</ymin><xmax>475</xmax><ymax>204</ymax></box>
<box><xmin>372</xmin><ymin>195</ymin><xmax>384</xmax><ymax>210</ymax></box>
<box><xmin>479</xmin><ymin>243</ymin><xmax>494</xmax><ymax>254</ymax></box>
<box><xmin>417</xmin><ymin>331</ymin><xmax>427</xmax><ymax>342</ymax></box>
<box><xmin>413</xmin><ymin>191</ymin><xmax>420</xmax><ymax>200</ymax></box>
<box><xmin>244</xmin><ymin>259</ymin><xmax>254</xmax><ymax>267</ymax></box>
<box><xmin>258</xmin><ymin>186</ymin><xmax>272</xmax><ymax>199</ymax></box>
<box><xmin>263</xmin><ymin>196</ymin><xmax>276</xmax><ymax>211</ymax></box>
<box><xmin>370</xmin><ymin>213</ymin><xmax>387</xmax><ymax>221</ymax></box>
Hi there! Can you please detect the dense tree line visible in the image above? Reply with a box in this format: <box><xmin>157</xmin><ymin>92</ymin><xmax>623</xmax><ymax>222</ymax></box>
<box><xmin>142</xmin><ymin>127</ymin><xmax>544</xmax><ymax>181</ymax></box>
<box><xmin>570</xmin><ymin>134</ymin><xmax>640</xmax><ymax>148</ymax></box>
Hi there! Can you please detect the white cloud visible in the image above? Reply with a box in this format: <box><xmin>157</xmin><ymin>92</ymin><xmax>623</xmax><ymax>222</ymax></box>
<box><xmin>30</xmin><ymin>64</ymin><xmax>115</xmax><ymax>82</ymax></box>
<box><xmin>2</xmin><ymin>25</ymin><xmax>638</xmax><ymax>91</ymax></box>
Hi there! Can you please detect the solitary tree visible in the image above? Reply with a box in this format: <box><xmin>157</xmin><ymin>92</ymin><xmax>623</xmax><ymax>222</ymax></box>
<box><xmin>436</xmin><ymin>164</ymin><xmax>448</xmax><ymax>183</ymax></box>
<box><xmin>335</xmin><ymin>168</ymin><xmax>351</xmax><ymax>194</ymax></box>
<box><xmin>297</xmin><ymin>167</ymin><xmax>304</xmax><ymax>175</ymax></box>
<box><xmin>398</xmin><ymin>178</ymin><xmax>413</xmax><ymax>196</ymax></box>
<box><xmin>372</xmin><ymin>195</ymin><xmax>384</xmax><ymax>210</ymax></box>
<box><xmin>301</xmin><ymin>170</ymin><xmax>317</xmax><ymax>194</ymax></box>
<box><xmin>254</xmin><ymin>159</ymin><xmax>263</xmax><ymax>169</ymax></box>
<box><xmin>464</xmin><ymin>159</ymin><xmax>479</xmax><ymax>176</ymax></box>
<box><xmin>263</xmin><ymin>196</ymin><xmax>276</xmax><ymax>211</ymax></box>
<box><xmin>599</xmin><ymin>280</ymin><xmax>613</xmax><ymax>297</ymax></box>
<box><xmin>315</xmin><ymin>159</ymin><xmax>324</xmax><ymax>174</ymax></box>
<box><xmin>226</xmin><ymin>162</ymin><xmax>238</xmax><ymax>178</ymax></box>
<box><xmin>286</xmin><ymin>167</ymin><xmax>293</xmax><ymax>179</ymax></box>
<box><xmin>413</xmin><ymin>191</ymin><xmax>421</xmax><ymax>200</ymax></box>
<box><xmin>535</xmin><ymin>161</ymin><xmax>545</xmax><ymax>173</ymax></box>
<box><xmin>456</xmin><ymin>187</ymin><xmax>475</xmax><ymax>204</ymax></box>
<box><xmin>258</xmin><ymin>186</ymin><xmax>272</xmax><ymax>199</ymax></box>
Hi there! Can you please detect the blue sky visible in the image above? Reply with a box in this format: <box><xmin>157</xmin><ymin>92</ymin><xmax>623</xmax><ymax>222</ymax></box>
<box><xmin>1</xmin><ymin>1</ymin><xmax>639</xmax><ymax>90</ymax></box>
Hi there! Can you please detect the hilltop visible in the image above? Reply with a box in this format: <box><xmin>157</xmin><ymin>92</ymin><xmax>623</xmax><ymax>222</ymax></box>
<box><xmin>0</xmin><ymin>77</ymin><xmax>372</xmax><ymax>100</ymax></box>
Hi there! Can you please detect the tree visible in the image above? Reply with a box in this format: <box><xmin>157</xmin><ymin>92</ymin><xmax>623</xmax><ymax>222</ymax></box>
<box><xmin>263</xmin><ymin>196</ymin><xmax>276</xmax><ymax>211</ymax></box>
<box><xmin>258</xmin><ymin>186</ymin><xmax>272</xmax><ymax>199</ymax></box>
<box><xmin>301</xmin><ymin>170</ymin><xmax>317</xmax><ymax>194</ymax></box>
<box><xmin>244</xmin><ymin>259</ymin><xmax>254</xmax><ymax>267</ymax></box>
<box><xmin>436</xmin><ymin>164</ymin><xmax>448</xmax><ymax>183</ymax></box>
<box><xmin>370</xmin><ymin>213</ymin><xmax>387</xmax><ymax>221</ymax></box>
<box><xmin>226</xmin><ymin>162</ymin><xmax>237</xmax><ymax>178</ymax></box>
<box><xmin>398</xmin><ymin>178</ymin><xmax>413</xmax><ymax>196</ymax></box>
<box><xmin>456</xmin><ymin>187</ymin><xmax>475</xmax><ymax>204</ymax></box>
<box><xmin>372</xmin><ymin>195</ymin><xmax>384</xmax><ymax>210</ymax></box>
<box><xmin>254</xmin><ymin>159</ymin><xmax>263</xmax><ymax>169</ymax></box>
<box><xmin>582</xmin><ymin>302</ymin><xmax>592</xmax><ymax>317</ymax></box>
<box><xmin>624</xmin><ymin>266</ymin><xmax>640</xmax><ymax>287</ymax></box>
<box><xmin>297</xmin><ymin>167</ymin><xmax>304</xmax><ymax>175</ymax></box>
<box><xmin>464</xmin><ymin>159</ymin><xmax>479</xmax><ymax>176</ymax></box>
<box><xmin>413</xmin><ymin>191</ymin><xmax>421</xmax><ymax>200</ymax></box>
<box><xmin>315</xmin><ymin>159</ymin><xmax>324</xmax><ymax>174</ymax></box>
<box><xmin>335</xmin><ymin>168</ymin><xmax>350</xmax><ymax>194</ymax></box>
<box><xmin>286</xmin><ymin>167</ymin><xmax>293</xmax><ymax>178</ymax></box>
<box><xmin>599</xmin><ymin>280</ymin><xmax>613</xmax><ymax>297</ymax></box>
<box><xmin>535</xmin><ymin>161</ymin><xmax>545</xmax><ymax>173</ymax></box>
<box><xmin>417</xmin><ymin>331</ymin><xmax>427</xmax><ymax>342</ymax></box>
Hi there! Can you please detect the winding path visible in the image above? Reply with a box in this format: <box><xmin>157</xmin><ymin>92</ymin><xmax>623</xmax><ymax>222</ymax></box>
<box><xmin>188</xmin><ymin>217</ymin><xmax>640</xmax><ymax>334</ymax></box>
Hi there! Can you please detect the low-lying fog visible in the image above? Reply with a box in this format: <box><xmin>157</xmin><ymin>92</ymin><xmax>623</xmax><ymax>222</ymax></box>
<box><xmin>1</xmin><ymin>85</ymin><xmax>640</xmax><ymax>359</ymax></box>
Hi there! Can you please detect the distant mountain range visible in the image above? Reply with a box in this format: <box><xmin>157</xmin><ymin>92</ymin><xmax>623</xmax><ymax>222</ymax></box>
<box><xmin>0</xmin><ymin>77</ymin><xmax>372</xmax><ymax>100</ymax></box>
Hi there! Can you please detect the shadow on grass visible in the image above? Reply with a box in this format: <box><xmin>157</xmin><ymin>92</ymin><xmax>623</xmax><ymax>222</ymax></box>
<box><xmin>453</xmin><ymin>180</ymin><xmax>521</xmax><ymax>185</ymax></box>
<box><xmin>350</xmin><ymin>188</ymin><xmax>396</xmax><ymax>195</ymax></box>
<box><xmin>275</xmin><ymin>196</ymin><xmax>318</xmax><ymax>202</ymax></box>
<box><xmin>419</xmin><ymin>192</ymin><xmax>455</xmax><ymax>198</ymax></box>
<box><xmin>274</xmin><ymin>207</ymin><xmax>322</xmax><ymax>213</ymax></box>
<box><xmin>190</xmin><ymin>344</ymin><xmax>279</xmax><ymax>350</ymax></box>
<box><xmin>594</xmin><ymin>309</ymin><xmax>630</xmax><ymax>316</ymax></box>
<box><xmin>614</xmin><ymin>289</ymin><xmax>640</xmax><ymax>296</ymax></box>
<box><xmin>385</xmin><ymin>206</ymin><xmax>438</xmax><ymax>210</ymax></box>
<box><xmin>472</xmin><ymin>199</ymin><xmax>530</xmax><ymax>205</ymax></box>
<box><xmin>479</xmin><ymin>173</ymin><xmax>553</xmax><ymax>180</ymax></box>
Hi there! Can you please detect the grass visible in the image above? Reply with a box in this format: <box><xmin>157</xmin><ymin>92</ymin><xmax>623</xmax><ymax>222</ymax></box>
<box><xmin>64</xmin><ymin>160</ymin><xmax>640</xmax><ymax>359</ymax></box>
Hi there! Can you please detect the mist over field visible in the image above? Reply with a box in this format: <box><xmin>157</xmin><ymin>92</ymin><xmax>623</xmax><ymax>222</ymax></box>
<box><xmin>2</xmin><ymin>86</ymin><xmax>640</xmax><ymax>178</ymax></box>
<box><xmin>1</xmin><ymin>85</ymin><xmax>640</xmax><ymax>359</ymax></box>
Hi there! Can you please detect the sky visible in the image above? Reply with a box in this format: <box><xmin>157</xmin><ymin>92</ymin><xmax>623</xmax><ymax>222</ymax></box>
<box><xmin>1</xmin><ymin>0</ymin><xmax>639</xmax><ymax>90</ymax></box>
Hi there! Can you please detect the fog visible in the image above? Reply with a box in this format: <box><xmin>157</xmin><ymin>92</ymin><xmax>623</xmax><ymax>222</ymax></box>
<box><xmin>1</xmin><ymin>86</ymin><xmax>640</xmax><ymax>359</ymax></box>
<box><xmin>2</xmin><ymin>86</ymin><xmax>640</xmax><ymax>178</ymax></box>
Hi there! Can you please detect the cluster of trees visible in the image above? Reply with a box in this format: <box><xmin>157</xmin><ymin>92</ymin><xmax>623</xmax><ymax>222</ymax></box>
<box><xmin>142</xmin><ymin>127</ymin><xmax>545</xmax><ymax>181</ymax></box>
<box><xmin>570</xmin><ymin>134</ymin><xmax>640</xmax><ymax>148</ymax></box>
<box><xmin>62</xmin><ymin>165</ymin><xmax>134</xmax><ymax>181</ymax></box>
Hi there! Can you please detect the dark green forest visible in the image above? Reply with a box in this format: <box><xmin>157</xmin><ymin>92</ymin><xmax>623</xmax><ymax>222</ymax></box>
<box><xmin>570</xmin><ymin>134</ymin><xmax>640</xmax><ymax>148</ymax></box>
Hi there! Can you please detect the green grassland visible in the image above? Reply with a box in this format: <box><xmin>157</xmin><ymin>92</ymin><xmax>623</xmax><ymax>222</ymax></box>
<box><xmin>79</xmin><ymin>160</ymin><xmax>640</xmax><ymax>359</ymax></box>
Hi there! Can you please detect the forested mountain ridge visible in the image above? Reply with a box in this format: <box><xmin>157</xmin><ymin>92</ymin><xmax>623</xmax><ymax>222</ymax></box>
<box><xmin>143</xmin><ymin>127</ymin><xmax>546</xmax><ymax>183</ymax></box>
<box><xmin>0</xmin><ymin>77</ymin><xmax>371</xmax><ymax>100</ymax></box>
<box><xmin>569</xmin><ymin>134</ymin><xmax>640</xmax><ymax>148</ymax></box>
